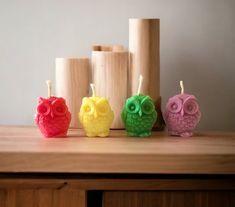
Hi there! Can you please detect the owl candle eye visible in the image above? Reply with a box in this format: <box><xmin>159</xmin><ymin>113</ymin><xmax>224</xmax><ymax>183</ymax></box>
<box><xmin>126</xmin><ymin>98</ymin><xmax>140</xmax><ymax>113</ymax></box>
<box><xmin>84</xmin><ymin>105</ymin><xmax>91</xmax><ymax>112</ymax></box>
<box><xmin>52</xmin><ymin>98</ymin><xmax>68</xmax><ymax>116</ymax></box>
<box><xmin>82</xmin><ymin>104</ymin><xmax>94</xmax><ymax>115</ymax></box>
<box><xmin>81</xmin><ymin>98</ymin><xmax>95</xmax><ymax>116</ymax></box>
<box><xmin>97</xmin><ymin>105</ymin><xmax>108</xmax><ymax>115</ymax></box>
<box><xmin>95</xmin><ymin>97</ymin><xmax>109</xmax><ymax>115</ymax></box>
<box><xmin>166</xmin><ymin>97</ymin><xmax>182</xmax><ymax>113</ymax></box>
<box><xmin>37</xmin><ymin>101</ymin><xmax>51</xmax><ymax>115</ymax></box>
<box><xmin>141</xmin><ymin>97</ymin><xmax>155</xmax><ymax>114</ymax></box>
<box><xmin>97</xmin><ymin>103</ymin><xmax>109</xmax><ymax>115</ymax></box>
<box><xmin>183</xmin><ymin>98</ymin><xmax>199</xmax><ymax>115</ymax></box>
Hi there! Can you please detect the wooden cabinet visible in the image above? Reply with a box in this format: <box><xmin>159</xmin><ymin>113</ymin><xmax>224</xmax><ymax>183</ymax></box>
<box><xmin>0</xmin><ymin>126</ymin><xmax>235</xmax><ymax>206</ymax></box>
<box><xmin>0</xmin><ymin>188</ymin><xmax>86</xmax><ymax>207</ymax></box>
<box><xmin>103</xmin><ymin>191</ymin><xmax>235</xmax><ymax>207</ymax></box>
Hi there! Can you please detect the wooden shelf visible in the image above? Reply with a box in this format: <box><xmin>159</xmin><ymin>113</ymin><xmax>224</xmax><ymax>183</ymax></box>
<box><xmin>0</xmin><ymin>126</ymin><xmax>235</xmax><ymax>174</ymax></box>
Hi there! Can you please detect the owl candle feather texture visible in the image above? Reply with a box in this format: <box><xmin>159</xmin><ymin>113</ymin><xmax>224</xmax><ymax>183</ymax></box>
<box><xmin>35</xmin><ymin>80</ymin><xmax>71</xmax><ymax>138</ymax></box>
<box><xmin>79</xmin><ymin>84</ymin><xmax>114</xmax><ymax>137</ymax></box>
<box><xmin>122</xmin><ymin>75</ymin><xmax>157</xmax><ymax>137</ymax></box>
<box><xmin>164</xmin><ymin>81</ymin><xmax>201</xmax><ymax>137</ymax></box>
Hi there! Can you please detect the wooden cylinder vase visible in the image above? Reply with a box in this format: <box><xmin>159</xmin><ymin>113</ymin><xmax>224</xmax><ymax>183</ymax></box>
<box><xmin>55</xmin><ymin>58</ymin><xmax>90</xmax><ymax>128</ymax></box>
<box><xmin>92</xmin><ymin>45</ymin><xmax>128</xmax><ymax>129</ymax></box>
<box><xmin>129</xmin><ymin>18</ymin><xmax>164</xmax><ymax>130</ymax></box>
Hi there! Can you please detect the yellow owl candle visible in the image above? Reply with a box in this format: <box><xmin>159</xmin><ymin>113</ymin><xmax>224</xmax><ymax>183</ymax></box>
<box><xmin>79</xmin><ymin>83</ymin><xmax>114</xmax><ymax>137</ymax></box>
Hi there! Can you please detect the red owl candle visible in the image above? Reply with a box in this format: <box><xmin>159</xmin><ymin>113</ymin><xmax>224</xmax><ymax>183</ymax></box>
<box><xmin>164</xmin><ymin>81</ymin><xmax>201</xmax><ymax>137</ymax></box>
<box><xmin>35</xmin><ymin>80</ymin><xmax>71</xmax><ymax>138</ymax></box>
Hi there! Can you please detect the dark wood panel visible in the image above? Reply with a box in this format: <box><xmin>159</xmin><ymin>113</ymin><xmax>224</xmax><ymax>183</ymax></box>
<box><xmin>103</xmin><ymin>191</ymin><xmax>235</xmax><ymax>207</ymax></box>
<box><xmin>0</xmin><ymin>190</ymin><xmax>6</xmax><ymax>207</ymax></box>
<box><xmin>37</xmin><ymin>189</ymin><xmax>53</xmax><ymax>207</ymax></box>
<box><xmin>52</xmin><ymin>189</ymin><xmax>86</xmax><ymax>207</ymax></box>
<box><xmin>0</xmin><ymin>188</ymin><xmax>86</xmax><ymax>207</ymax></box>
<box><xmin>16</xmin><ymin>189</ymin><xmax>35</xmax><ymax>207</ymax></box>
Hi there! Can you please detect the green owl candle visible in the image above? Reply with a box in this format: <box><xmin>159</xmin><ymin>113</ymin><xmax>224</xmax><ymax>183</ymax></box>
<box><xmin>122</xmin><ymin>75</ymin><xmax>157</xmax><ymax>137</ymax></box>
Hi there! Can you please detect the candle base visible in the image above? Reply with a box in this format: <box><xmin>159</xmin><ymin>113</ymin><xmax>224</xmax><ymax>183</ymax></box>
<box><xmin>127</xmin><ymin>131</ymin><xmax>151</xmax><ymax>137</ymax></box>
<box><xmin>168</xmin><ymin>131</ymin><xmax>193</xmax><ymax>138</ymax></box>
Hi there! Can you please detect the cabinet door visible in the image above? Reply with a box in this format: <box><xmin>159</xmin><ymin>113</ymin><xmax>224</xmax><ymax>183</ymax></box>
<box><xmin>103</xmin><ymin>191</ymin><xmax>235</xmax><ymax>207</ymax></box>
<box><xmin>0</xmin><ymin>184</ymin><xmax>86</xmax><ymax>207</ymax></box>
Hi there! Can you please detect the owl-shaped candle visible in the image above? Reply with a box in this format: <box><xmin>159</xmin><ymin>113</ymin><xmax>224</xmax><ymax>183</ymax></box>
<box><xmin>122</xmin><ymin>75</ymin><xmax>157</xmax><ymax>137</ymax></box>
<box><xmin>164</xmin><ymin>81</ymin><xmax>201</xmax><ymax>137</ymax></box>
<box><xmin>79</xmin><ymin>84</ymin><xmax>114</xmax><ymax>137</ymax></box>
<box><xmin>35</xmin><ymin>80</ymin><xmax>71</xmax><ymax>138</ymax></box>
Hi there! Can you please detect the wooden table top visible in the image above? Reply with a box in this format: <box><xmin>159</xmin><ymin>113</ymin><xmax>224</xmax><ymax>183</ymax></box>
<box><xmin>0</xmin><ymin>126</ymin><xmax>235</xmax><ymax>174</ymax></box>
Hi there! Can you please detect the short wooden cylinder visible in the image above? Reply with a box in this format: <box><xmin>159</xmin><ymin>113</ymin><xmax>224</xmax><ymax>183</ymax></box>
<box><xmin>129</xmin><ymin>18</ymin><xmax>164</xmax><ymax>130</ymax></box>
<box><xmin>92</xmin><ymin>46</ymin><xmax>128</xmax><ymax>129</ymax></box>
<box><xmin>55</xmin><ymin>58</ymin><xmax>90</xmax><ymax>128</ymax></box>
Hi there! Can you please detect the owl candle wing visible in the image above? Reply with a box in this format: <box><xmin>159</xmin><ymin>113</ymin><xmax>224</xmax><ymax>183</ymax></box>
<box><xmin>153</xmin><ymin>109</ymin><xmax>158</xmax><ymax>122</ymax></box>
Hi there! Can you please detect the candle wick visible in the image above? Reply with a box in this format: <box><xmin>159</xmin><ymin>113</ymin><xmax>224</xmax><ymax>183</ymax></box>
<box><xmin>180</xmin><ymin>80</ymin><xmax>184</xmax><ymax>94</ymax></box>
<box><xmin>46</xmin><ymin>80</ymin><xmax>52</xmax><ymax>97</ymax></box>
<box><xmin>137</xmin><ymin>75</ymin><xmax>143</xmax><ymax>95</ymax></box>
<box><xmin>90</xmin><ymin>83</ymin><xmax>96</xmax><ymax>97</ymax></box>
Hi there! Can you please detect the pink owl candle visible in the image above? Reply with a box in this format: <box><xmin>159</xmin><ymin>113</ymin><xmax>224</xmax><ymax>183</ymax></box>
<box><xmin>164</xmin><ymin>81</ymin><xmax>201</xmax><ymax>137</ymax></box>
<box><xmin>35</xmin><ymin>80</ymin><xmax>71</xmax><ymax>138</ymax></box>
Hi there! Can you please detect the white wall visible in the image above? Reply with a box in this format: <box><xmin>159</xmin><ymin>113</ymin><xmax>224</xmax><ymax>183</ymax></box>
<box><xmin>0</xmin><ymin>0</ymin><xmax>234</xmax><ymax>131</ymax></box>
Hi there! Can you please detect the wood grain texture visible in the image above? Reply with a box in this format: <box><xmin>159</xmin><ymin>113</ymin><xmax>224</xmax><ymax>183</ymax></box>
<box><xmin>92</xmin><ymin>45</ymin><xmax>128</xmax><ymax>129</ymax></box>
<box><xmin>1</xmin><ymin>178</ymin><xmax>234</xmax><ymax>190</ymax></box>
<box><xmin>103</xmin><ymin>191</ymin><xmax>235</xmax><ymax>207</ymax></box>
<box><xmin>0</xmin><ymin>189</ymin><xmax>86</xmax><ymax>207</ymax></box>
<box><xmin>0</xmin><ymin>190</ymin><xmax>6</xmax><ymax>207</ymax></box>
<box><xmin>0</xmin><ymin>126</ymin><xmax>235</xmax><ymax>174</ymax></box>
<box><xmin>129</xmin><ymin>18</ymin><xmax>164</xmax><ymax>130</ymax></box>
<box><xmin>129</xmin><ymin>18</ymin><xmax>160</xmax><ymax>99</ymax></box>
<box><xmin>55</xmin><ymin>58</ymin><xmax>90</xmax><ymax>128</ymax></box>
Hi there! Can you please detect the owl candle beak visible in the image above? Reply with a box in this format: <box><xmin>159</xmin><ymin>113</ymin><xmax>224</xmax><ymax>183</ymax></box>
<box><xmin>139</xmin><ymin>110</ymin><xmax>142</xmax><ymax>117</ymax></box>
<box><xmin>181</xmin><ymin>110</ymin><xmax>184</xmax><ymax>116</ymax></box>
<box><xmin>50</xmin><ymin>111</ymin><xmax>54</xmax><ymax>118</ymax></box>
<box><xmin>94</xmin><ymin>110</ymin><xmax>98</xmax><ymax>118</ymax></box>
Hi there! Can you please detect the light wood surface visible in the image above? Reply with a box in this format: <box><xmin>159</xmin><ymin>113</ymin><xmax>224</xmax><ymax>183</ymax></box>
<box><xmin>0</xmin><ymin>126</ymin><xmax>235</xmax><ymax>174</ymax></box>
<box><xmin>55</xmin><ymin>58</ymin><xmax>90</xmax><ymax>128</ymax></box>
<box><xmin>92</xmin><ymin>45</ymin><xmax>128</xmax><ymax>129</ymax></box>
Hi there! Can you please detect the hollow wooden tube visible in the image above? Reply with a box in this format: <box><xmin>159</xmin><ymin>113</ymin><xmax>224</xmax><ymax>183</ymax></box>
<box><xmin>55</xmin><ymin>58</ymin><xmax>90</xmax><ymax>128</ymax></box>
<box><xmin>129</xmin><ymin>18</ymin><xmax>164</xmax><ymax>130</ymax></box>
<box><xmin>92</xmin><ymin>45</ymin><xmax>128</xmax><ymax>129</ymax></box>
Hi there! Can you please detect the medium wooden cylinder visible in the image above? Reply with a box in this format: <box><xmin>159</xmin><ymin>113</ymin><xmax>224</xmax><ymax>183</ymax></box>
<box><xmin>92</xmin><ymin>45</ymin><xmax>128</xmax><ymax>129</ymax></box>
<box><xmin>55</xmin><ymin>58</ymin><xmax>90</xmax><ymax>128</ymax></box>
<box><xmin>129</xmin><ymin>18</ymin><xmax>164</xmax><ymax>130</ymax></box>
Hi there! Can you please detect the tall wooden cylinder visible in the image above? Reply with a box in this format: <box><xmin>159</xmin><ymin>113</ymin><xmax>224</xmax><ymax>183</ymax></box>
<box><xmin>129</xmin><ymin>18</ymin><xmax>164</xmax><ymax>130</ymax></box>
<box><xmin>55</xmin><ymin>58</ymin><xmax>90</xmax><ymax>128</ymax></box>
<box><xmin>92</xmin><ymin>45</ymin><xmax>128</xmax><ymax>129</ymax></box>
